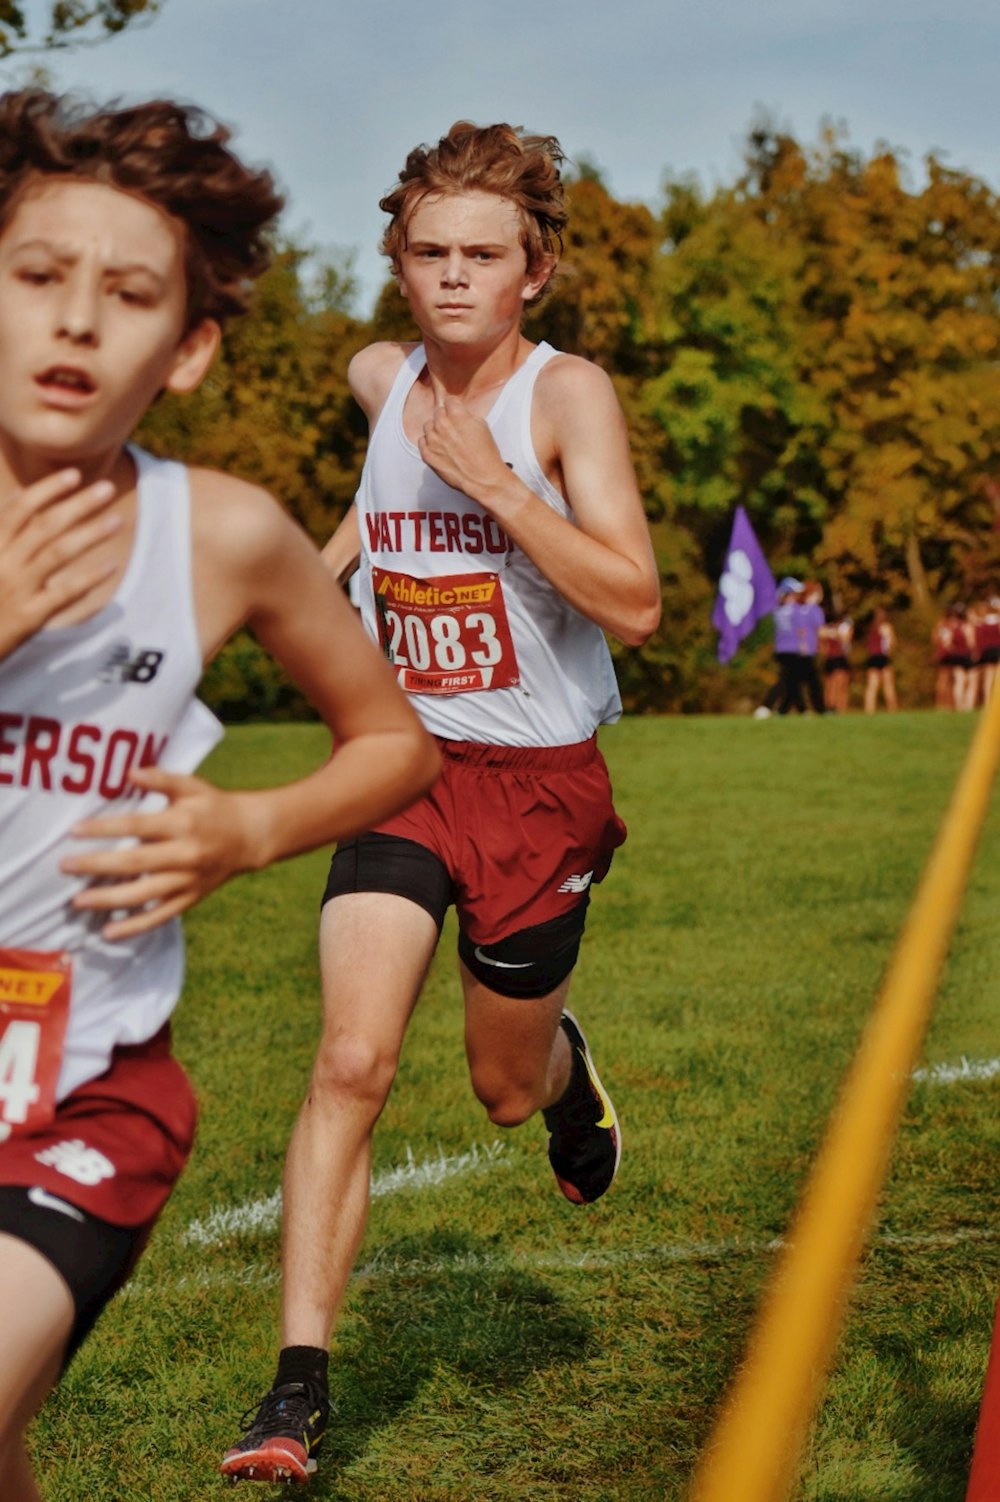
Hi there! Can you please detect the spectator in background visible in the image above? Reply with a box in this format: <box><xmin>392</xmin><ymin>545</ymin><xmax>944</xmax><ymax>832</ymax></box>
<box><xmin>975</xmin><ymin>595</ymin><xmax>1000</xmax><ymax>705</ymax></box>
<box><xmin>754</xmin><ymin>577</ymin><xmax>802</xmax><ymax>717</ymax></box>
<box><xmin>864</xmin><ymin>608</ymin><xmax>898</xmax><ymax>713</ymax></box>
<box><xmin>789</xmin><ymin>579</ymin><xmax>826</xmax><ymax>715</ymax></box>
<box><xmin>967</xmin><ymin>601</ymin><xmax>985</xmax><ymax>710</ymax></box>
<box><xmin>936</xmin><ymin>602</ymin><xmax>976</xmax><ymax>711</ymax></box>
<box><xmin>820</xmin><ymin>608</ymin><xmax>853</xmax><ymax>713</ymax></box>
<box><xmin>932</xmin><ymin>607</ymin><xmax>954</xmax><ymax>709</ymax></box>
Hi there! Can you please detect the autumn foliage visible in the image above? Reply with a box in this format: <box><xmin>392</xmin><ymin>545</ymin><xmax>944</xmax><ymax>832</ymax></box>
<box><xmin>0</xmin><ymin>1</ymin><xmax>162</xmax><ymax>56</ymax></box>
<box><xmin>136</xmin><ymin>121</ymin><xmax>1000</xmax><ymax>716</ymax></box>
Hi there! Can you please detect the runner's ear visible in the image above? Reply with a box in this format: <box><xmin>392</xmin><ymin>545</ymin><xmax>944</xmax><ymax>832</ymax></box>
<box><xmin>166</xmin><ymin>320</ymin><xmax>221</xmax><ymax>395</ymax></box>
<box><xmin>521</xmin><ymin>255</ymin><xmax>555</xmax><ymax>305</ymax></box>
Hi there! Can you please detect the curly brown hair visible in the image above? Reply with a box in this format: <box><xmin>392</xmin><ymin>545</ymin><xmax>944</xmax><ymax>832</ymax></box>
<box><xmin>0</xmin><ymin>89</ymin><xmax>284</xmax><ymax>329</ymax></box>
<box><xmin>379</xmin><ymin>121</ymin><xmax>567</xmax><ymax>307</ymax></box>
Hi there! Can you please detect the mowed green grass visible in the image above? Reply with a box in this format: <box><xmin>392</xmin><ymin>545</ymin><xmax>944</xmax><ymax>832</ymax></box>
<box><xmin>30</xmin><ymin>712</ymin><xmax>1000</xmax><ymax>1501</ymax></box>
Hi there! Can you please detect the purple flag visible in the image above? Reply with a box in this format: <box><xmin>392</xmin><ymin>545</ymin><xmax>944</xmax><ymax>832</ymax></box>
<box><xmin>712</xmin><ymin>506</ymin><xmax>777</xmax><ymax>663</ymax></box>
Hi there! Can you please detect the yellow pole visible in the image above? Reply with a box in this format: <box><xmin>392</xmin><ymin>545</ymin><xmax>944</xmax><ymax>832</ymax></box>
<box><xmin>690</xmin><ymin>690</ymin><xmax>1000</xmax><ymax>1502</ymax></box>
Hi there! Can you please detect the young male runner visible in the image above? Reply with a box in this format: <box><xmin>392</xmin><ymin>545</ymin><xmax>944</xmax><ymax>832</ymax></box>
<box><xmin>0</xmin><ymin>89</ymin><xmax>437</xmax><ymax>1501</ymax></box>
<box><xmin>222</xmin><ymin>121</ymin><xmax>661</xmax><ymax>1484</ymax></box>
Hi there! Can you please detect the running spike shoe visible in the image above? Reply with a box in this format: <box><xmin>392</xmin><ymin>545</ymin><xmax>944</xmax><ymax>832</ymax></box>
<box><xmin>542</xmin><ymin>1009</ymin><xmax>621</xmax><ymax>1204</ymax></box>
<box><xmin>220</xmin><ymin>1380</ymin><xmax>329</xmax><ymax>1484</ymax></box>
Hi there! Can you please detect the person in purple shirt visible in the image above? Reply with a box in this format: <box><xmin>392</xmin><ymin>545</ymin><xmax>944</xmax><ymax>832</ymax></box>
<box><xmin>754</xmin><ymin>577</ymin><xmax>803</xmax><ymax>717</ymax></box>
<box><xmin>788</xmin><ymin>579</ymin><xmax>827</xmax><ymax>715</ymax></box>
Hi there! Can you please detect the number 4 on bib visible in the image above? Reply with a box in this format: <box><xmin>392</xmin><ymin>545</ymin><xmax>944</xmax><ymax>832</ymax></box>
<box><xmin>0</xmin><ymin>948</ymin><xmax>72</xmax><ymax>1141</ymax></box>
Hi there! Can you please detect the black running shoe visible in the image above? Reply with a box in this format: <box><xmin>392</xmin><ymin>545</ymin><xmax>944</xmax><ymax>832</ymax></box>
<box><xmin>220</xmin><ymin>1380</ymin><xmax>329</xmax><ymax>1484</ymax></box>
<box><xmin>542</xmin><ymin>1009</ymin><xmax>621</xmax><ymax>1205</ymax></box>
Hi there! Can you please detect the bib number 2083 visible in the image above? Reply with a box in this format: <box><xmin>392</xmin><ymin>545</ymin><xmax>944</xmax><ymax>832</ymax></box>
<box><xmin>371</xmin><ymin>566</ymin><xmax>520</xmax><ymax>695</ymax></box>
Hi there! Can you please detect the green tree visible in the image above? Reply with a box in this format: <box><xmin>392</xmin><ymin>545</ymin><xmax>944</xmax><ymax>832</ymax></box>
<box><xmin>636</xmin><ymin>123</ymin><xmax>1000</xmax><ymax>708</ymax></box>
<box><xmin>137</xmin><ymin>242</ymin><xmax>368</xmax><ymax>545</ymax></box>
<box><xmin>642</xmin><ymin>173</ymin><xmax>826</xmax><ymax>552</ymax></box>
<box><xmin>132</xmin><ymin>120</ymin><xmax>1000</xmax><ymax>717</ymax></box>
<box><xmin>770</xmin><ymin>136</ymin><xmax>1000</xmax><ymax>617</ymax></box>
<box><xmin>137</xmin><ymin>242</ymin><xmax>369</xmax><ymax>720</ymax></box>
<box><xmin>527</xmin><ymin>165</ymin><xmax>659</xmax><ymax>374</ymax></box>
<box><xmin>0</xmin><ymin>1</ymin><xmax>162</xmax><ymax>56</ymax></box>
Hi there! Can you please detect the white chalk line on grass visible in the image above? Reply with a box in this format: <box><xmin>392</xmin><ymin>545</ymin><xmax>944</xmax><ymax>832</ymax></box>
<box><xmin>182</xmin><ymin>1139</ymin><xmax>509</xmax><ymax>1249</ymax></box>
<box><xmin>183</xmin><ymin>1049</ymin><xmax>997</xmax><ymax>1254</ymax></box>
<box><xmin>355</xmin><ymin>1225</ymin><xmax>1000</xmax><ymax>1277</ymax></box>
<box><xmin>121</xmin><ymin>1225</ymin><xmax>1000</xmax><ymax>1302</ymax></box>
<box><xmin>124</xmin><ymin>1062</ymin><xmax>999</xmax><ymax>1301</ymax></box>
<box><xmin>913</xmin><ymin>1055</ymin><xmax>1000</xmax><ymax>1086</ymax></box>
<box><xmin>183</xmin><ymin>1053</ymin><xmax>996</xmax><ymax>1251</ymax></box>
<box><xmin>130</xmin><ymin>1139</ymin><xmax>1000</xmax><ymax>1300</ymax></box>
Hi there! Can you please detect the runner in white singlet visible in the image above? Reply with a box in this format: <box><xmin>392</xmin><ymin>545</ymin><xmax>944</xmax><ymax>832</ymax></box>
<box><xmin>0</xmin><ymin>90</ymin><xmax>435</xmax><ymax>1502</ymax></box>
<box><xmin>223</xmin><ymin>122</ymin><xmax>661</xmax><ymax>1486</ymax></box>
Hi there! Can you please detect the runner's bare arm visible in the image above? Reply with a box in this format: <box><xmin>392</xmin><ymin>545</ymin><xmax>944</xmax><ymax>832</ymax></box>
<box><xmin>320</xmin><ymin>504</ymin><xmax>361</xmax><ymax>585</ymax></box>
<box><xmin>419</xmin><ymin>357</ymin><xmax>660</xmax><ymax>645</ymax></box>
<box><xmin>62</xmin><ymin>477</ymin><xmax>439</xmax><ymax>938</ymax></box>
<box><xmin>0</xmin><ymin>470</ymin><xmax>122</xmax><ymax>659</ymax></box>
<box><xmin>319</xmin><ymin>344</ymin><xmax>415</xmax><ymax>585</ymax></box>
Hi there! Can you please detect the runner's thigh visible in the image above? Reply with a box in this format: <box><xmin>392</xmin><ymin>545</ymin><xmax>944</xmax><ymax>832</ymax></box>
<box><xmin>319</xmin><ymin>891</ymin><xmax>441</xmax><ymax>1048</ymax></box>
<box><xmin>0</xmin><ymin>1234</ymin><xmax>74</xmax><ymax>1437</ymax></box>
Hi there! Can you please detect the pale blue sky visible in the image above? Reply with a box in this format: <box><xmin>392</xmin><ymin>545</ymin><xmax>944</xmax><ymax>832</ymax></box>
<box><xmin>16</xmin><ymin>0</ymin><xmax>1000</xmax><ymax>312</ymax></box>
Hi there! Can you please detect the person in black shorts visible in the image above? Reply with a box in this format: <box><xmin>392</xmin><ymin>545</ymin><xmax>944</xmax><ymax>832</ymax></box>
<box><xmin>863</xmin><ymin>608</ymin><xmax>898</xmax><ymax>713</ymax></box>
<box><xmin>0</xmin><ymin>90</ymin><xmax>434</xmax><ymax>1501</ymax></box>
<box><xmin>221</xmin><ymin>121</ymin><xmax>662</xmax><ymax>1485</ymax></box>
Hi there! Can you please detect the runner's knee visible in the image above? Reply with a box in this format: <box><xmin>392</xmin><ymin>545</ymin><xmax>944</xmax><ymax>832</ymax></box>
<box><xmin>309</xmin><ymin>1030</ymin><xmax>398</xmax><ymax>1110</ymax></box>
<box><xmin>471</xmin><ymin>1069</ymin><xmax>541</xmax><ymax>1128</ymax></box>
<box><xmin>469</xmin><ymin>1041</ymin><xmax>562</xmax><ymax>1126</ymax></box>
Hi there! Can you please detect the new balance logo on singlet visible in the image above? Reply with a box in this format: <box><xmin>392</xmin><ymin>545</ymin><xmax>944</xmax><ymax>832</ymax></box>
<box><xmin>98</xmin><ymin>644</ymin><xmax>166</xmax><ymax>685</ymax></box>
<box><xmin>558</xmin><ymin>872</ymin><xmax>594</xmax><ymax>894</ymax></box>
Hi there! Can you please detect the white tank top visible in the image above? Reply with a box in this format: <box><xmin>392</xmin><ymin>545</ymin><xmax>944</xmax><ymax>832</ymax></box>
<box><xmin>354</xmin><ymin>342</ymin><xmax>622</xmax><ymax>746</ymax></box>
<box><xmin>0</xmin><ymin>446</ymin><xmax>222</xmax><ymax>1099</ymax></box>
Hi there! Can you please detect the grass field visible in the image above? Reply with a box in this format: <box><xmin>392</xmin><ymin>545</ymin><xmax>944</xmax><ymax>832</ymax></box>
<box><xmin>31</xmin><ymin>711</ymin><xmax>1000</xmax><ymax>1501</ymax></box>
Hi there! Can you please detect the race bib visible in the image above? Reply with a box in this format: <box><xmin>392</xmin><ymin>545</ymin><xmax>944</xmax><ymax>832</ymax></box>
<box><xmin>0</xmin><ymin>947</ymin><xmax>72</xmax><ymax>1141</ymax></box>
<box><xmin>372</xmin><ymin>566</ymin><xmax>520</xmax><ymax>695</ymax></box>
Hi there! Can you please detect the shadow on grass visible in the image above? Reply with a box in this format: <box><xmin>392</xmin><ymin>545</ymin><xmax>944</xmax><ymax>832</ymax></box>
<box><xmin>316</xmin><ymin>1228</ymin><xmax>593</xmax><ymax>1483</ymax></box>
<box><xmin>808</xmin><ymin>1386</ymin><xmax>979</xmax><ymax>1502</ymax></box>
<box><xmin>895</xmin><ymin>1394</ymin><xmax>977</xmax><ymax>1502</ymax></box>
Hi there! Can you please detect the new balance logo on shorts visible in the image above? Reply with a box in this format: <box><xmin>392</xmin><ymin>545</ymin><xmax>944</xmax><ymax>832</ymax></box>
<box><xmin>35</xmin><ymin>1139</ymin><xmax>116</xmax><ymax>1186</ymax></box>
<box><xmin>558</xmin><ymin>871</ymin><xmax>593</xmax><ymax>894</ymax></box>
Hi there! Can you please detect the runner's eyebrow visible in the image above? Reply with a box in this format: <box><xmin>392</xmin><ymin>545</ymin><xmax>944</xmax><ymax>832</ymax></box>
<box><xmin>408</xmin><ymin>238</ymin><xmax>509</xmax><ymax>253</ymax></box>
<box><xmin>7</xmin><ymin>238</ymin><xmax>168</xmax><ymax>284</ymax></box>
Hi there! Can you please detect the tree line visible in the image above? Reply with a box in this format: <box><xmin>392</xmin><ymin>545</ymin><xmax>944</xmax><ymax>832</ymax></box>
<box><xmin>0</xmin><ymin>2</ymin><xmax>162</xmax><ymax>58</ymax></box>
<box><xmin>135</xmin><ymin>121</ymin><xmax>1000</xmax><ymax>718</ymax></box>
